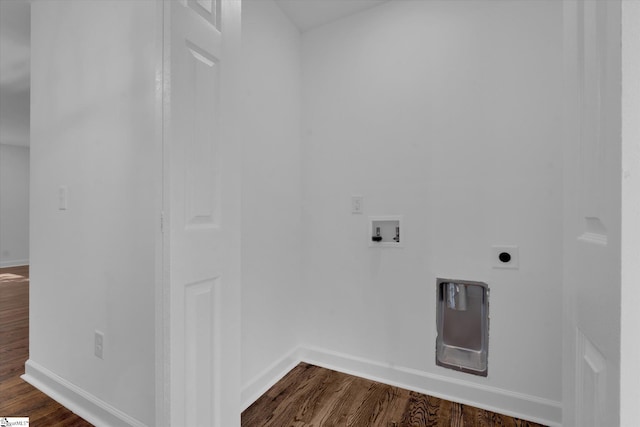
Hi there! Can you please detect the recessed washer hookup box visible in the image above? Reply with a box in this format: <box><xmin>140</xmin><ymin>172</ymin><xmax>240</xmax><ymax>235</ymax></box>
<box><xmin>436</xmin><ymin>278</ymin><xmax>489</xmax><ymax>377</ymax></box>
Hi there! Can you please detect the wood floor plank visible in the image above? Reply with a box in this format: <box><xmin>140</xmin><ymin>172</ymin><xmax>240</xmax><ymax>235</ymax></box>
<box><xmin>266</xmin><ymin>366</ymin><xmax>335</xmax><ymax>426</ymax></box>
<box><xmin>399</xmin><ymin>391</ymin><xmax>446</xmax><ymax>427</ymax></box>
<box><xmin>298</xmin><ymin>369</ymin><xmax>358</xmax><ymax>426</ymax></box>
<box><xmin>319</xmin><ymin>375</ymin><xmax>375</xmax><ymax>426</ymax></box>
<box><xmin>242</xmin><ymin>363</ymin><xmax>547</xmax><ymax>427</ymax></box>
<box><xmin>347</xmin><ymin>381</ymin><xmax>396</xmax><ymax>426</ymax></box>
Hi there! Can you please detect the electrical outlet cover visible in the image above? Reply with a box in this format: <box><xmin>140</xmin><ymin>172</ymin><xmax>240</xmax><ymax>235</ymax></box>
<box><xmin>491</xmin><ymin>245</ymin><xmax>519</xmax><ymax>269</ymax></box>
<box><xmin>95</xmin><ymin>330</ymin><xmax>104</xmax><ymax>359</ymax></box>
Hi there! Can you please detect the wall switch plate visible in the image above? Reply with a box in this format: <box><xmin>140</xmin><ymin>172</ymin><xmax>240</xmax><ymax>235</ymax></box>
<box><xmin>492</xmin><ymin>245</ymin><xmax>519</xmax><ymax>269</ymax></box>
<box><xmin>94</xmin><ymin>330</ymin><xmax>104</xmax><ymax>359</ymax></box>
<box><xmin>58</xmin><ymin>186</ymin><xmax>68</xmax><ymax>210</ymax></box>
<box><xmin>351</xmin><ymin>195</ymin><xmax>364</xmax><ymax>214</ymax></box>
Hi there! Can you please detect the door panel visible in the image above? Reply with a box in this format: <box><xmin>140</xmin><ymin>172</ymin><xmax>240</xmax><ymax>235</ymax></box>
<box><xmin>563</xmin><ymin>1</ymin><xmax>621</xmax><ymax>426</ymax></box>
<box><xmin>184</xmin><ymin>42</ymin><xmax>220</xmax><ymax>228</ymax></box>
<box><xmin>575</xmin><ymin>329</ymin><xmax>608</xmax><ymax>427</ymax></box>
<box><xmin>189</xmin><ymin>0</ymin><xmax>221</xmax><ymax>29</ymax></box>
<box><xmin>184</xmin><ymin>278</ymin><xmax>221</xmax><ymax>426</ymax></box>
<box><xmin>163</xmin><ymin>1</ymin><xmax>241</xmax><ymax>426</ymax></box>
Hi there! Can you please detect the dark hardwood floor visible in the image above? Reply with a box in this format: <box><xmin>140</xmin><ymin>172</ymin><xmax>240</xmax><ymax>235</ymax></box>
<box><xmin>242</xmin><ymin>363</ymin><xmax>547</xmax><ymax>427</ymax></box>
<box><xmin>0</xmin><ymin>266</ymin><xmax>93</xmax><ymax>426</ymax></box>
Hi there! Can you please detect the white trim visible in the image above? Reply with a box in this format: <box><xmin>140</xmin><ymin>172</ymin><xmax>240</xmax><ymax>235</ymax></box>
<box><xmin>621</xmin><ymin>1</ymin><xmax>640</xmax><ymax>424</ymax></box>
<box><xmin>0</xmin><ymin>259</ymin><xmax>29</xmax><ymax>268</ymax></box>
<box><xmin>240</xmin><ymin>347</ymin><xmax>302</xmax><ymax>411</ymax></box>
<box><xmin>22</xmin><ymin>360</ymin><xmax>147</xmax><ymax>427</ymax></box>
<box><xmin>154</xmin><ymin>1</ymin><xmax>168</xmax><ymax>426</ymax></box>
<box><xmin>241</xmin><ymin>346</ymin><xmax>562</xmax><ymax>427</ymax></box>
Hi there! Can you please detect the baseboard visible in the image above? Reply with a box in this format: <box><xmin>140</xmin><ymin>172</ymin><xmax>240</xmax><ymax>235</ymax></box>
<box><xmin>298</xmin><ymin>346</ymin><xmax>562</xmax><ymax>427</ymax></box>
<box><xmin>240</xmin><ymin>347</ymin><xmax>302</xmax><ymax>411</ymax></box>
<box><xmin>0</xmin><ymin>259</ymin><xmax>29</xmax><ymax>268</ymax></box>
<box><xmin>22</xmin><ymin>360</ymin><xmax>147</xmax><ymax>427</ymax></box>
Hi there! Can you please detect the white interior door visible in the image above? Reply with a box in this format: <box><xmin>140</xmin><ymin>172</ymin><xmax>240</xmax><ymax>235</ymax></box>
<box><xmin>163</xmin><ymin>1</ymin><xmax>242</xmax><ymax>426</ymax></box>
<box><xmin>563</xmin><ymin>1</ymin><xmax>621</xmax><ymax>426</ymax></box>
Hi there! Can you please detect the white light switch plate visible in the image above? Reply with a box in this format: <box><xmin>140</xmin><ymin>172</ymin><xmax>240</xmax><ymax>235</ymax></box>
<box><xmin>351</xmin><ymin>195</ymin><xmax>363</xmax><ymax>214</ymax></box>
<box><xmin>58</xmin><ymin>186</ymin><xmax>68</xmax><ymax>210</ymax></box>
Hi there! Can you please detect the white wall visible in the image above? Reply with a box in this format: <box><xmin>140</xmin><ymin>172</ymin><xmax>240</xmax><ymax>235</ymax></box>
<box><xmin>0</xmin><ymin>143</ymin><xmax>29</xmax><ymax>267</ymax></box>
<box><xmin>28</xmin><ymin>1</ymin><xmax>156</xmax><ymax>425</ymax></box>
<box><xmin>240</xmin><ymin>0</ymin><xmax>303</xmax><ymax>406</ymax></box>
<box><xmin>301</xmin><ymin>1</ymin><xmax>563</xmax><ymax>423</ymax></box>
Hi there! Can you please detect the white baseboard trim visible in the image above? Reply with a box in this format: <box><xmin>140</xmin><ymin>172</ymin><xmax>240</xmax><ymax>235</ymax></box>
<box><xmin>298</xmin><ymin>346</ymin><xmax>562</xmax><ymax>427</ymax></box>
<box><xmin>240</xmin><ymin>347</ymin><xmax>302</xmax><ymax>411</ymax></box>
<box><xmin>0</xmin><ymin>259</ymin><xmax>29</xmax><ymax>268</ymax></box>
<box><xmin>241</xmin><ymin>346</ymin><xmax>561</xmax><ymax>427</ymax></box>
<box><xmin>22</xmin><ymin>360</ymin><xmax>147</xmax><ymax>427</ymax></box>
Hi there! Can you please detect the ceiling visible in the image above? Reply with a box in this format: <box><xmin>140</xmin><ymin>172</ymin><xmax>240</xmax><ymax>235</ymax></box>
<box><xmin>0</xmin><ymin>0</ymin><xmax>30</xmax><ymax>147</ymax></box>
<box><xmin>275</xmin><ymin>0</ymin><xmax>388</xmax><ymax>32</ymax></box>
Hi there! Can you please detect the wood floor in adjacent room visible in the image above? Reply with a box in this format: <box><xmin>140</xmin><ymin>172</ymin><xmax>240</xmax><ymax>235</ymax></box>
<box><xmin>242</xmin><ymin>363</ymin><xmax>547</xmax><ymax>427</ymax></box>
<box><xmin>2</xmin><ymin>265</ymin><xmax>545</xmax><ymax>427</ymax></box>
<box><xmin>0</xmin><ymin>266</ymin><xmax>93</xmax><ymax>426</ymax></box>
